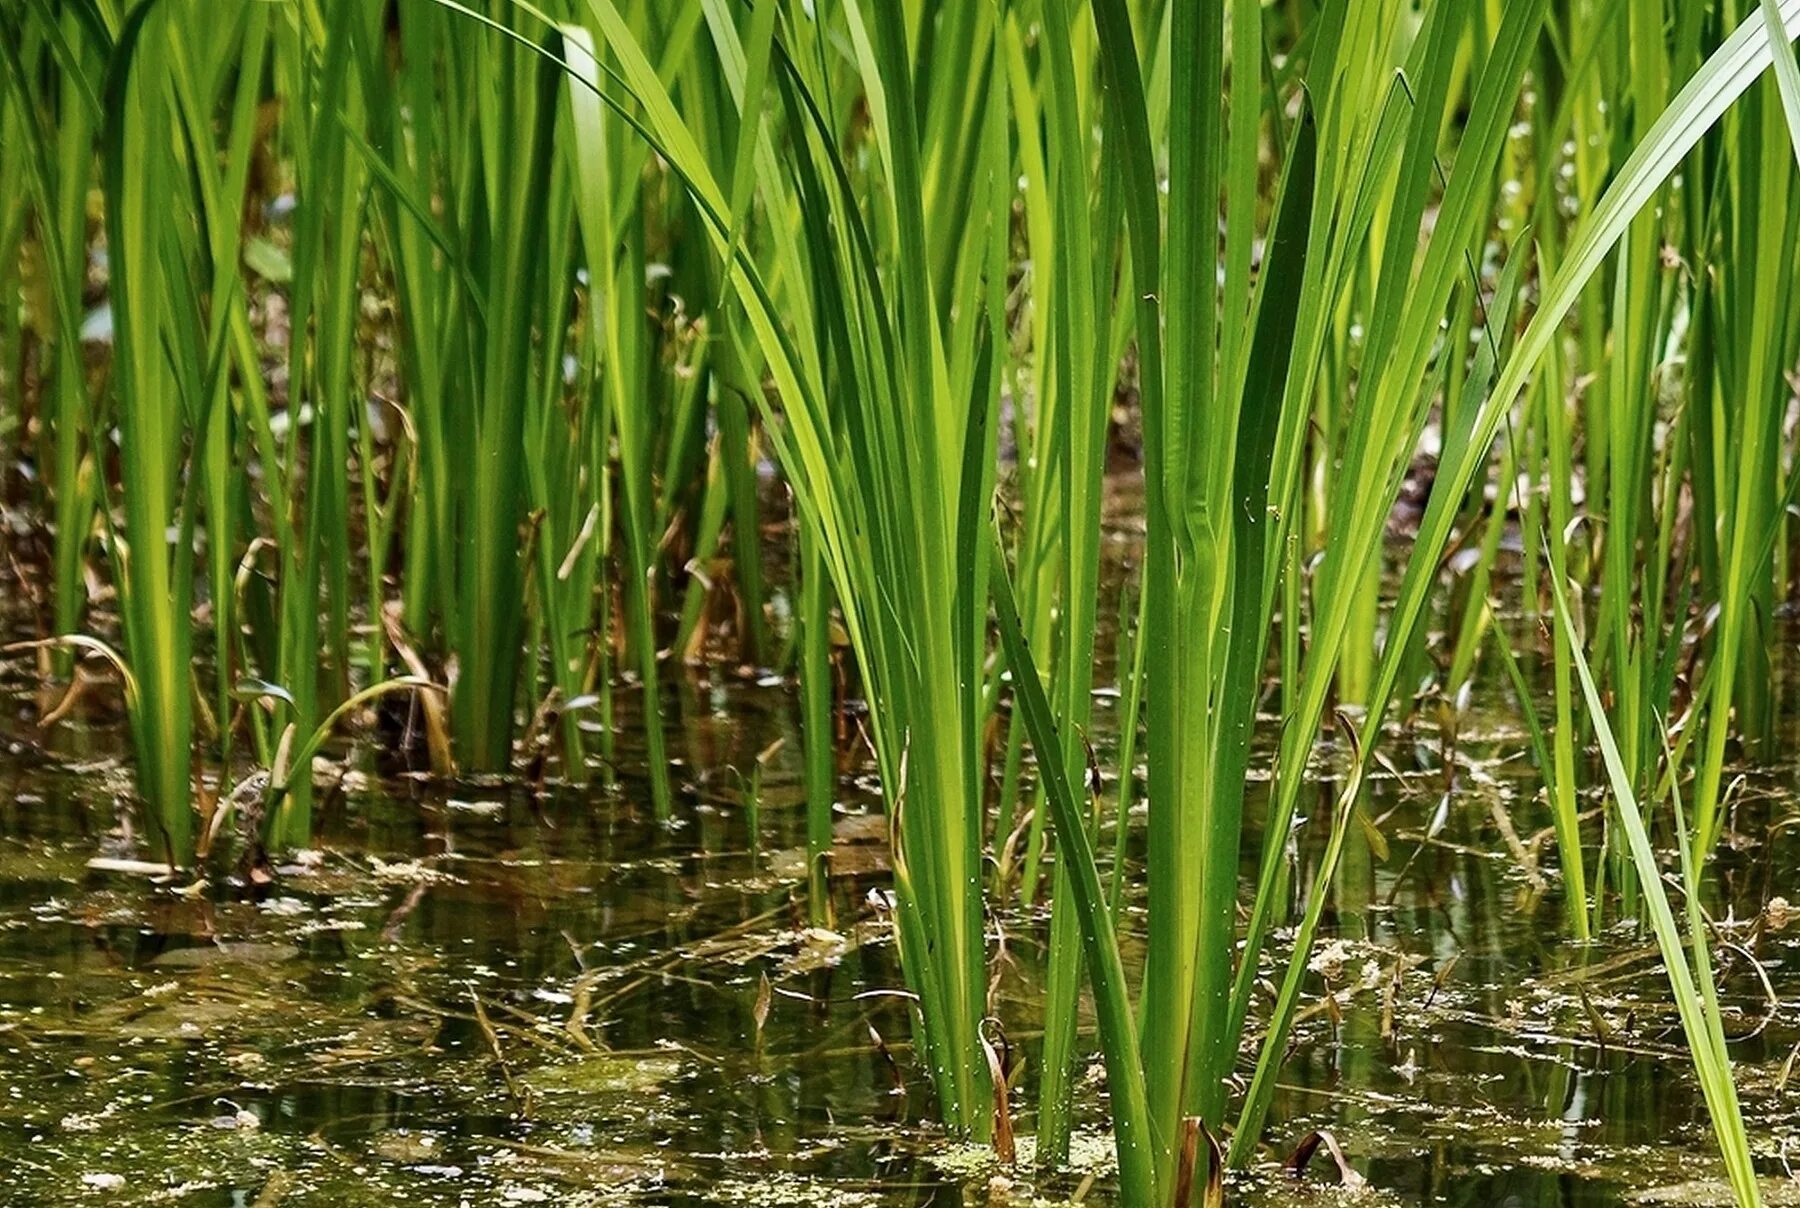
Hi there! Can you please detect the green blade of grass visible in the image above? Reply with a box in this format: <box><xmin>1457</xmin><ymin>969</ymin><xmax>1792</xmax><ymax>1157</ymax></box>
<box><xmin>991</xmin><ymin>525</ymin><xmax>1158</xmax><ymax>1208</ymax></box>
<box><xmin>1551</xmin><ymin>563</ymin><xmax>1762</xmax><ymax>1207</ymax></box>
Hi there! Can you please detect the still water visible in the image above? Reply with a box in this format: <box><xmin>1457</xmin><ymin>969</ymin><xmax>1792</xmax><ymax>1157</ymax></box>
<box><xmin>3</xmin><ymin>543</ymin><xmax>1799</xmax><ymax>1205</ymax></box>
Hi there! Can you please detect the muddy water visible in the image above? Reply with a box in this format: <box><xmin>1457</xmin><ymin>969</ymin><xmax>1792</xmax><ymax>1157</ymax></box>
<box><xmin>3</xmin><ymin>572</ymin><xmax>1800</xmax><ymax>1204</ymax></box>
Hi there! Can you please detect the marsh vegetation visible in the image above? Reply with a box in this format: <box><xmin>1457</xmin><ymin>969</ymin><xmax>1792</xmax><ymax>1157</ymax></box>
<box><xmin>4</xmin><ymin>0</ymin><xmax>1800</xmax><ymax>1204</ymax></box>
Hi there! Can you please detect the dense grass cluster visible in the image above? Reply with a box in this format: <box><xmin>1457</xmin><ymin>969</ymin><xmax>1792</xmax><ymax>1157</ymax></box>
<box><xmin>4</xmin><ymin>0</ymin><xmax>1800</xmax><ymax>1202</ymax></box>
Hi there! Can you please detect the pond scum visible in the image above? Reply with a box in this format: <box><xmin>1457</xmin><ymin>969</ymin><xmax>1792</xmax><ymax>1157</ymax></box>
<box><xmin>4</xmin><ymin>1</ymin><xmax>1800</xmax><ymax>1205</ymax></box>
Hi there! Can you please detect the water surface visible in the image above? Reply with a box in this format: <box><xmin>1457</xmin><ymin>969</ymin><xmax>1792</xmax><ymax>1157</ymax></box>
<box><xmin>3</xmin><ymin>542</ymin><xmax>1799</xmax><ymax>1206</ymax></box>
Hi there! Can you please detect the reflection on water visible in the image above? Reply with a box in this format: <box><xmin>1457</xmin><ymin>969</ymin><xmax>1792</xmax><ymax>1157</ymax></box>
<box><xmin>3</xmin><ymin>572</ymin><xmax>1800</xmax><ymax>1204</ymax></box>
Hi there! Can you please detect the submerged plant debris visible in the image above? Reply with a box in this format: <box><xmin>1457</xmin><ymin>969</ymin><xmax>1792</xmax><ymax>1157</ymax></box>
<box><xmin>4</xmin><ymin>642</ymin><xmax>1800</xmax><ymax>1204</ymax></box>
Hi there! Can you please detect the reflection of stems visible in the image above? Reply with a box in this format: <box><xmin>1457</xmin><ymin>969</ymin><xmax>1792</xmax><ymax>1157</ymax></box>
<box><xmin>380</xmin><ymin>882</ymin><xmax>428</xmax><ymax>944</ymax></box>
<box><xmin>470</xmin><ymin>986</ymin><xmax>528</xmax><ymax>1116</ymax></box>
<box><xmin>752</xmin><ymin>972</ymin><xmax>771</xmax><ymax>1063</ymax></box>
<box><xmin>565</xmin><ymin>968</ymin><xmax>603</xmax><ymax>1054</ymax></box>
<box><xmin>583</xmin><ymin>906</ymin><xmax>787</xmax><ymax>1015</ymax></box>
